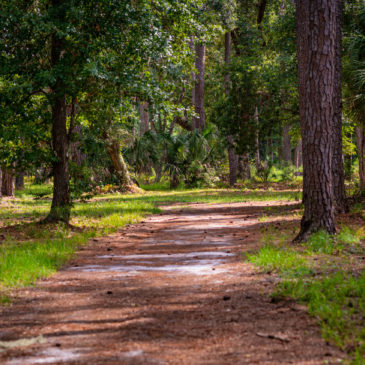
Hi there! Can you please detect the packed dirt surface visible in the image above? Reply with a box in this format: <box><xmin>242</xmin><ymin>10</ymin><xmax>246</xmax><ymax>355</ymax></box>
<box><xmin>0</xmin><ymin>202</ymin><xmax>345</xmax><ymax>364</ymax></box>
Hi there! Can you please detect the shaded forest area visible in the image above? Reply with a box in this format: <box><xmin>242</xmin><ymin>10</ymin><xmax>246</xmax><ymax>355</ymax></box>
<box><xmin>1</xmin><ymin>0</ymin><xmax>365</xmax><ymax>363</ymax></box>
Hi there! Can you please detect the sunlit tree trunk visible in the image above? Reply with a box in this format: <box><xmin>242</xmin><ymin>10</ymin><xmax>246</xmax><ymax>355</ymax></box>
<box><xmin>294</xmin><ymin>0</ymin><xmax>338</xmax><ymax>242</ymax></box>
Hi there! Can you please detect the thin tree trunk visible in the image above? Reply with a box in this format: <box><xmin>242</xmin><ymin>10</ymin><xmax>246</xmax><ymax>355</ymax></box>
<box><xmin>15</xmin><ymin>173</ymin><xmax>25</xmax><ymax>190</ymax></box>
<box><xmin>224</xmin><ymin>31</ymin><xmax>238</xmax><ymax>186</ymax></box>
<box><xmin>193</xmin><ymin>43</ymin><xmax>206</xmax><ymax>131</ymax></box>
<box><xmin>332</xmin><ymin>0</ymin><xmax>348</xmax><ymax>213</ymax></box>
<box><xmin>294</xmin><ymin>140</ymin><xmax>302</xmax><ymax>168</ymax></box>
<box><xmin>254</xmin><ymin>107</ymin><xmax>260</xmax><ymax>171</ymax></box>
<box><xmin>46</xmin><ymin>0</ymin><xmax>71</xmax><ymax>223</ymax></box>
<box><xmin>139</xmin><ymin>102</ymin><xmax>149</xmax><ymax>136</ymax></box>
<box><xmin>283</xmin><ymin>124</ymin><xmax>291</xmax><ymax>163</ymax></box>
<box><xmin>1</xmin><ymin>169</ymin><xmax>14</xmax><ymax>197</ymax></box>
<box><xmin>356</xmin><ymin>126</ymin><xmax>365</xmax><ymax>195</ymax></box>
<box><xmin>294</xmin><ymin>0</ymin><xmax>338</xmax><ymax>242</ymax></box>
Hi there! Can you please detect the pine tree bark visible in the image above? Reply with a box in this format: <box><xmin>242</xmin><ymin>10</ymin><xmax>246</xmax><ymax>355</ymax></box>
<box><xmin>294</xmin><ymin>0</ymin><xmax>338</xmax><ymax>242</ymax></box>
<box><xmin>1</xmin><ymin>169</ymin><xmax>14</xmax><ymax>197</ymax></box>
<box><xmin>46</xmin><ymin>0</ymin><xmax>71</xmax><ymax>223</ymax></box>
<box><xmin>283</xmin><ymin>124</ymin><xmax>291</xmax><ymax>163</ymax></box>
<box><xmin>332</xmin><ymin>0</ymin><xmax>348</xmax><ymax>213</ymax></box>
<box><xmin>193</xmin><ymin>43</ymin><xmax>206</xmax><ymax>131</ymax></box>
<box><xmin>356</xmin><ymin>126</ymin><xmax>365</xmax><ymax>196</ymax></box>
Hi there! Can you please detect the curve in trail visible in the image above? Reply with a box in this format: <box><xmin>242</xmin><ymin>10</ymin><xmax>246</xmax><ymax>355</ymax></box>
<box><xmin>0</xmin><ymin>202</ymin><xmax>344</xmax><ymax>364</ymax></box>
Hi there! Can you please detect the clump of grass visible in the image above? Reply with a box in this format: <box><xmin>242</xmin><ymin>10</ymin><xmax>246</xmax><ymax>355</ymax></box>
<box><xmin>275</xmin><ymin>272</ymin><xmax>365</xmax><ymax>354</ymax></box>
<box><xmin>0</xmin><ymin>231</ymin><xmax>95</xmax><ymax>288</ymax></box>
<box><xmin>248</xmin><ymin>226</ymin><xmax>365</xmax><ymax>362</ymax></box>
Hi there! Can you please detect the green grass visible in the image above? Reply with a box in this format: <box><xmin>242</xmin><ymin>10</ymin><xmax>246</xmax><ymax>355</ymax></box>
<box><xmin>0</xmin><ymin>183</ymin><xmax>299</xmax><ymax>294</ymax></box>
<box><xmin>247</xmin><ymin>226</ymin><xmax>365</xmax><ymax>363</ymax></box>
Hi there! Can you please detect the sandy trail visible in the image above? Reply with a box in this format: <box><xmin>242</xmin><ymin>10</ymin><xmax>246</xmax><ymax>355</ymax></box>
<box><xmin>0</xmin><ymin>202</ymin><xmax>344</xmax><ymax>364</ymax></box>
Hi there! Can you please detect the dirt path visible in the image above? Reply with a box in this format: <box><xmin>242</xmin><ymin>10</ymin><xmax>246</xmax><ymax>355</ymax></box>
<box><xmin>0</xmin><ymin>202</ymin><xmax>344</xmax><ymax>364</ymax></box>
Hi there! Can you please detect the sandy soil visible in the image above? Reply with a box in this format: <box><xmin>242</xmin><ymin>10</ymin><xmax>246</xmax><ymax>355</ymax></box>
<box><xmin>0</xmin><ymin>201</ymin><xmax>345</xmax><ymax>364</ymax></box>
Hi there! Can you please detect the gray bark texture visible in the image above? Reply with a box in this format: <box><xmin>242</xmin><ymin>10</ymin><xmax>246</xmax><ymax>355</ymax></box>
<box><xmin>294</xmin><ymin>0</ymin><xmax>339</xmax><ymax>241</ymax></box>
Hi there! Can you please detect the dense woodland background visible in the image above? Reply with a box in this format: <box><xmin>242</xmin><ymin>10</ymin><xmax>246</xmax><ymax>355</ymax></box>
<box><xmin>0</xmin><ymin>0</ymin><xmax>364</xmax><ymax>236</ymax></box>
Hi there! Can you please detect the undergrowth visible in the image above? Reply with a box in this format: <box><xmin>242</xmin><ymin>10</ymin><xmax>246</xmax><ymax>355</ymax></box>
<box><xmin>247</xmin><ymin>227</ymin><xmax>365</xmax><ymax>364</ymax></box>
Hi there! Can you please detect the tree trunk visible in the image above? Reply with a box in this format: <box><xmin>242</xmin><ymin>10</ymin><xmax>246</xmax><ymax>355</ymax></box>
<box><xmin>332</xmin><ymin>0</ymin><xmax>348</xmax><ymax>213</ymax></box>
<box><xmin>254</xmin><ymin>107</ymin><xmax>260</xmax><ymax>172</ymax></box>
<box><xmin>193</xmin><ymin>42</ymin><xmax>206</xmax><ymax>131</ymax></box>
<box><xmin>106</xmin><ymin>138</ymin><xmax>133</xmax><ymax>190</ymax></box>
<box><xmin>47</xmin><ymin>95</ymin><xmax>71</xmax><ymax>222</ymax></box>
<box><xmin>294</xmin><ymin>140</ymin><xmax>302</xmax><ymax>168</ymax></box>
<box><xmin>15</xmin><ymin>173</ymin><xmax>25</xmax><ymax>190</ymax></box>
<box><xmin>283</xmin><ymin>124</ymin><xmax>291</xmax><ymax>163</ymax></box>
<box><xmin>356</xmin><ymin>126</ymin><xmax>365</xmax><ymax>195</ymax></box>
<box><xmin>46</xmin><ymin>0</ymin><xmax>71</xmax><ymax>223</ymax></box>
<box><xmin>1</xmin><ymin>169</ymin><xmax>14</xmax><ymax>197</ymax></box>
<box><xmin>224</xmin><ymin>32</ymin><xmax>238</xmax><ymax>186</ymax></box>
<box><xmin>294</xmin><ymin>0</ymin><xmax>338</xmax><ymax>242</ymax></box>
<box><xmin>238</xmin><ymin>154</ymin><xmax>251</xmax><ymax>180</ymax></box>
<box><xmin>139</xmin><ymin>102</ymin><xmax>149</xmax><ymax>136</ymax></box>
<box><xmin>227</xmin><ymin>136</ymin><xmax>238</xmax><ymax>186</ymax></box>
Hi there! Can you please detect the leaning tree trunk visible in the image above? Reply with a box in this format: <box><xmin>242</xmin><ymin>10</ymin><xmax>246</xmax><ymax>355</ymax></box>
<box><xmin>106</xmin><ymin>138</ymin><xmax>133</xmax><ymax>190</ymax></box>
<box><xmin>294</xmin><ymin>0</ymin><xmax>338</xmax><ymax>242</ymax></box>
<box><xmin>1</xmin><ymin>169</ymin><xmax>14</xmax><ymax>197</ymax></box>
<box><xmin>193</xmin><ymin>42</ymin><xmax>206</xmax><ymax>131</ymax></box>
<box><xmin>254</xmin><ymin>107</ymin><xmax>261</xmax><ymax>172</ymax></box>
<box><xmin>283</xmin><ymin>124</ymin><xmax>292</xmax><ymax>163</ymax></box>
<box><xmin>332</xmin><ymin>0</ymin><xmax>348</xmax><ymax>213</ymax></box>
<box><xmin>46</xmin><ymin>0</ymin><xmax>71</xmax><ymax>223</ymax></box>
<box><xmin>356</xmin><ymin>126</ymin><xmax>365</xmax><ymax>196</ymax></box>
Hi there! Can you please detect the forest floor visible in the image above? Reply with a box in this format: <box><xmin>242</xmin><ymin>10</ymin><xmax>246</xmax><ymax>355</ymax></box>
<box><xmin>0</xmin><ymin>185</ymin><xmax>364</xmax><ymax>364</ymax></box>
